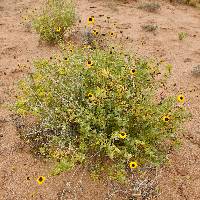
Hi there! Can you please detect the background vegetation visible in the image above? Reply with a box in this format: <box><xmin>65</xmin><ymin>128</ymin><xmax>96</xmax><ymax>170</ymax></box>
<box><xmin>32</xmin><ymin>0</ymin><xmax>76</xmax><ymax>43</ymax></box>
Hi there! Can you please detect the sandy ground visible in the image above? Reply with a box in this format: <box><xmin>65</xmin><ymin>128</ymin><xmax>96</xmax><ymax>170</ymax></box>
<box><xmin>0</xmin><ymin>0</ymin><xmax>200</xmax><ymax>199</ymax></box>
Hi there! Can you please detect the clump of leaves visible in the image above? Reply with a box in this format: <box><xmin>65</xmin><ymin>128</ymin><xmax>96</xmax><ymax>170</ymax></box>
<box><xmin>178</xmin><ymin>32</ymin><xmax>188</xmax><ymax>40</ymax></box>
<box><xmin>142</xmin><ymin>24</ymin><xmax>158</xmax><ymax>32</ymax></box>
<box><xmin>14</xmin><ymin>44</ymin><xmax>188</xmax><ymax>181</ymax></box>
<box><xmin>32</xmin><ymin>0</ymin><xmax>76</xmax><ymax>43</ymax></box>
<box><xmin>138</xmin><ymin>2</ymin><xmax>161</xmax><ymax>12</ymax></box>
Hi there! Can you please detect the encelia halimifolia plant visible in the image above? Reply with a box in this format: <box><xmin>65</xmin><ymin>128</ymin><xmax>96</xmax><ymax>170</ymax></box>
<box><xmin>32</xmin><ymin>0</ymin><xmax>76</xmax><ymax>43</ymax></box>
<box><xmin>14</xmin><ymin>43</ymin><xmax>188</xmax><ymax>182</ymax></box>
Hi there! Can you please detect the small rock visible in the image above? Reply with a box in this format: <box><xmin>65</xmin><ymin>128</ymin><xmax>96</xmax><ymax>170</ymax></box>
<box><xmin>192</xmin><ymin>65</ymin><xmax>200</xmax><ymax>76</ymax></box>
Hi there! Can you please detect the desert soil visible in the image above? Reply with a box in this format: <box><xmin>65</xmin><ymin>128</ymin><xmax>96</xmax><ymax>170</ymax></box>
<box><xmin>0</xmin><ymin>0</ymin><xmax>200</xmax><ymax>199</ymax></box>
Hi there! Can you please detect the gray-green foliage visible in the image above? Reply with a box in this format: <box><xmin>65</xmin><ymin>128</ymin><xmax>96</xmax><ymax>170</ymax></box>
<box><xmin>138</xmin><ymin>2</ymin><xmax>161</xmax><ymax>12</ymax></box>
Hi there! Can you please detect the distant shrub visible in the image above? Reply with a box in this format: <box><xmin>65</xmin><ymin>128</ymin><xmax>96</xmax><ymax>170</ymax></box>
<box><xmin>178</xmin><ymin>32</ymin><xmax>188</xmax><ymax>40</ymax></box>
<box><xmin>170</xmin><ymin>0</ymin><xmax>200</xmax><ymax>7</ymax></box>
<box><xmin>142</xmin><ymin>24</ymin><xmax>158</xmax><ymax>32</ymax></box>
<box><xmin>138</xmin><ymin>2</ymin><xmax>161</xmax><ymax>12</ymax></box>
<box><xmin>14</xmin><ymin>44</ymin><xmax>188</xmax><ymax>182</ymax></box>
<box><xmin>32</xmin><ymin>0</ymin><xmax>76</xmax><ymax>43</ymax></box>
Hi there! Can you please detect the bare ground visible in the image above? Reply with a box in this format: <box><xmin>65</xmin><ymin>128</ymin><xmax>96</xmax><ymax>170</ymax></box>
<box><xmin>0</xmin><ymin>0</ymin><xmax>200</xmax><ymax>199</ymax></box>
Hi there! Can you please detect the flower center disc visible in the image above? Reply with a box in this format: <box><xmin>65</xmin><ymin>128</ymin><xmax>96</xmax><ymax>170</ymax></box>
<box><xmin>39</xmin><ymin>177</ymin><xmax>43</xmax><ymax>182</ymax></box>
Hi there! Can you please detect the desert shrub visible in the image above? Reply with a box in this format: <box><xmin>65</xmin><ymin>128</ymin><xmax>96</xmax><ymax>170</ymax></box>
<box><xmin>178</xmin><ymin>32</ymin><xmax>188</xmax><ymax>40</ymax></box>
<box><xmin>142</xmin><ymin>24</ymin><xmax>158</xmax><ymax>32</ymax></box>
<box><xmin>170</xmin><ymin>0</ymin><xmax>200</xmax><ymax>7</ymax></box>
<box><xmin>14</xmin><ymin>44</ymin><xmax>188</xmax><ymax>181</ymax></box>
<box><xmin>32</xmin><ymin>0</ymin><xmax>76</xmax><ymax>43</ymax></box>
<box><xmin>138</xmin><ymin>2</ymin><xmax>161</xmax><ymax>12</ymax></box>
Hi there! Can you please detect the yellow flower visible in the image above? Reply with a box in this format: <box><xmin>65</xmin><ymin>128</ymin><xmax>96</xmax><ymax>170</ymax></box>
<box><xmin>92</xmin><ymin>29</ymin><xmax>99</xmax><ymax>36</ymax></box>
<box><xmin>87</xmin><ymin>16</ymin><xmax>95</xmax><ymax>25</ymax></box>
<box><xmin>64</xmin><ymin>57</ymin><xmax>69</xmax><ymax>62</ymax></box>
<box><xmin>22</xmin><ymin>16</ymin><xmax>28</xmax><ymax>21</ymax></box>
<box><xmin>129</xmin><ymin>161</ymin><xmax>138</xmax><ymax>169</ymax></box>
<box><xmin>177</xmin><ymin>94</ymin><xmax>184</xmax><ymax>103</ymax></box>
<box><xmin>119</xmin><ymin>132</ymin><xmax>127</xmax><ymax>139</ymax></box>
<box><xmin>130</xmin><ymin>68</ymin><xmax>136</xmax><ymax>75</ymax></box>
<box><xmin>87</xmin><ymin>93</ymin><xmax>94</xmax><ymax>99</ymax></box>
<box><xmin>109</xmin><ymin>32</ymin><xmax>115</xmax><ymax>37</ymax></box>
<box><xmin>162</xmin><ymin>115</ymin><xmax>170</xmax><ymax>122</ymax></box>
<box><xmin>86</xmin><ymin>60</ymin><xmax>93</xmax><ymax>68</ymax></box>
<box><xmin>36</xmin><ymin>176</ymin><xmax>46</xmax><ymax>185</ymax></box>
<box><xmin>56</xmin><ymin>27</ymin><xmax>61</xmax><ymax>33</ymax></box>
